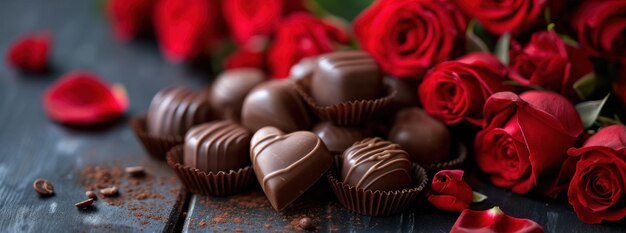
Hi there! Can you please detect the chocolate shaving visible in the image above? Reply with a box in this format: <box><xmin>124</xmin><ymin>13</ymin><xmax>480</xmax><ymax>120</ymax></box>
<box><xmin>75</xmin><ymin>199</ymin><xmax>94</xmax><ymax>209</ymax></box>
<box><xmin>100</xmin><ymin>186</ymin><xmax>119</xmax><ymax>197</ymax></box>
<box><xmin>125</xmin><ymin>166</ymin><xmax>146</xmax><ymax>177</ymax></box>
<box><xmin>86</xmin><ymin>191</ymin><xmax>97</xmax><ymax>199</ymax></box>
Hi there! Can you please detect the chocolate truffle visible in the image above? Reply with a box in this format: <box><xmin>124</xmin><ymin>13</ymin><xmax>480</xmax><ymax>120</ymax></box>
<box><xmin>388</xmin><ymin>108</ymin><xmax>451</xmax><ymax>165</ymax></box>
<box><xmin>312</xmin><ymin>122</ymin><xmax>366</xmax><ymax>155</ymax></box>
<box><xmin>341</xmin><ymin>138</ymin><xmax>413</xmax><ymax>191</ymax></box>
<box><xmin>311</xmin><ymin>51</ymin><xmax>383</xmax><ymax>106</ymax></box>
<box><xmin>250</xmin><ymin>126</ymin><xmax>332</xmax><ymax>211</ymax></box>
<box><xmin>146</xmin><ymin>87</ymin><xmax>212</xmax><ymax>137</ymax></box>
<box><xmin>210</xmin><ymin>68</ymin><xmax>265</xmax><ymax>121</ymax></box>
<box><xmin>241</xmin><ymin>80</ymin><xmax>311</xmax><ymax>132</ymax></box>
<box><xmin>184</xmin><ymin>121</ymin><xmax>251</xmax><ymax>173</ymax></box>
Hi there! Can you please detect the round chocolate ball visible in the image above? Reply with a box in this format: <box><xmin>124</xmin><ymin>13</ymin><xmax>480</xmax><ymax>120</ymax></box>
<box><xmin>311</xmin><ymin>51</ymin><xmax>383</xmax><ymax>106</ymax></box>
<box><xmin>210</xmin><ymin>68</ymin><xmax>265</xmax><ymax>121</ymax></box>
<box><xmin>146</xmin><ymin>87</ymin><xmax>212</xmax><ymax>137</ymax></box>
<box><xmin>341</xmin><ymin>137</ymin><xmax>413</xmax><ymax>191</ymax></box>
<box><xmin>184</xmin><ymin>121</ymin><xmax>251</xmax><ymax>173</ymax></box>
<box><xmin>388</xmin><ymin>108</ymin><xmax>451</xmax><ymax>165</ymax></box>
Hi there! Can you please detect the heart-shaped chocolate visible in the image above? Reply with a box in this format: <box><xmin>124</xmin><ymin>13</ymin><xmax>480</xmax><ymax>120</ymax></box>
<box><xmin>250</xmin><ymin>126</ymin><xmax>332</xmax><ymax>211</ymax></box>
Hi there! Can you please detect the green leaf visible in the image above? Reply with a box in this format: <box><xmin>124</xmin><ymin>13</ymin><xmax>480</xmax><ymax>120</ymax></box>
<box><xmin>472</xmin><ymin>191</ymin><xmax>487</xmax><ymax>203</ymax></box>
<box><xmin>466</xmin><ymin>20</ymin><xmax>490</xmax><ymax>53</ymax></box>
<box><xmin>573</xmin><ymin>73</ymin><xmax>598</xmax><ymax>100</ymax></box>
<box><xmin>561</xmin><ymin>34</ymin><xmax>580</xmax><ymax>47</ymax></box>
<box><xmin>495</xmin><ymin>33</ymin><xmax>511</xmax><ymax>66</ymax></box>
<box><xmin>576</xmin><ymin>94</ymin><xmax>610</xmax><ymax>129</ymax></box>
<box><xmin>313</xmin><ymin>0</ymin><xmax>374</xmax><ymax>21</ymax></box>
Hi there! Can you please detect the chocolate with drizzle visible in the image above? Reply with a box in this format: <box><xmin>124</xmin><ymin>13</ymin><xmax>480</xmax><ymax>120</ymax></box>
<box><xmin>341</xmin><ymin>137</ymin><xmax>413</xmax><ymax>191</ymax></box>
<box><xmin>184</xmin><ymin>121</ymin><xmax>251</xmax><ymax>173</ymax></box>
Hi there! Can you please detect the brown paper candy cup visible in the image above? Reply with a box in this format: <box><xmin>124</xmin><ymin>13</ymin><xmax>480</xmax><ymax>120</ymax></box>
<box><xmin>424</xmin><ymin>142</ymin><xmax>467</xmax><ymax>176</ymax></box>
<box><xmin>166</xmin><ymin>146</ymin><xmax>255</xmax><ymax>196</ymax></box>
<box><xmin>294</xmin><ymin>81</ymin><xmax>396</xmax><ymax>126</ymax></box>
<box><xmin>131</xmin><ymin>116</ymin><xmax>183</xmax><ymax>160</ymax></box>
<box><xmin>327</xmin><ymin>164</ymin><xmax>428</xmax><ymax>216</ymax></box>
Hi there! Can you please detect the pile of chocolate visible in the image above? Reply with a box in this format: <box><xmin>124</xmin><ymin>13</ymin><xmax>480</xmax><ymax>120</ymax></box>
<box><xmin>131</xmin><ymin>51</ymin><xmax>466</xmax><ymax>216</ymax></box>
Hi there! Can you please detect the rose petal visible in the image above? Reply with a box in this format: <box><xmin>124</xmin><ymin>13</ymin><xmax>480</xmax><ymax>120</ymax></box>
<box><xmin>6</xmin><ymin>33</ymin><xmax>51</xmax><ymax>73</ymax></box>
<box><xmin>43</xmin><ymin>72</ymin><xmax>128</xmax><ymax>125</ymax></box>
<box><xmin>451</xmin><ymin>206</ymin><xmax>544</xmax><ymax>233</ymax></box>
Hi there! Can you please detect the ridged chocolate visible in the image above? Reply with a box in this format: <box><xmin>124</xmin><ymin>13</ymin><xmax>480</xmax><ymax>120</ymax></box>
<box><xmin>241</xmin><ymin>80</ymin><xmax>311</xmax><ymax>132</ymax></box>
<box><xmin>250</xmin><ymin>126</ymin><xmax>332</xmax><ymax>211</ymax></box>
<box><xmin>312</xmin><ymin>122</ymin><xmax>366</xmax><ymax>155</ymax></box>
<box><xmin>146</xmin><ymin>87</ymin><xmax>212</xmax><ymax>137</ymax></box>
<box><xmin>311</xmin><ymin>51</ymin><xmax>383</xmax><ymax>106</ymax></box>
<box><xmin>210</xmin><ymin>68</ymin><xmax>265</xmax><ymax>121</ymax></box>
<box><xmin>389</xmin><ymin>108</ymin><xmax>451</xmax><ymax>166</ymax></box>
<box><xmin>341</xmin><ymin>138</ymin><xmax>413</xmax><ymax>191</ymax></box>
<box><xmin>184</xmin><ymin>121</ymin><xmax>251</xmax><ymax>173</ymax></box>
<box><xmin>289</xmin><ymin>56</ymin><xmax>317</xmax><ymax>88</ymax></box>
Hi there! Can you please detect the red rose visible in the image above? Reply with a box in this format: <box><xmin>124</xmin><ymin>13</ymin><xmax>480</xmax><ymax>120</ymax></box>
<box><xmin>43</xmin><ymin>72</ymin><xmax>129</xmax><ymax>125</ymax></box>
<box><xmin>107</xmin><ymin>0</ymin><xmax>155</xmax><ymax>42</ymax></box>
<box><xmin>267</xmin><ymin>13</ymin><xmax>349</xmax><ymax>79</ymax></box>
<box><xmin>509</xmin><ymin>31</ymin><xmax>594</xmax><ymax>102</ymax></box>
<box><xmin>427</xmin><ymin>170</ymin><xmax>473</xmax><ymax>212</ymax></box>
<box><xmin>418</xmin><ymin>53</ymin><xmax>514</xmax><ymax>126</ymax></box>
<box><xmin>450</xmin><ymin>0</ymin><xmax>549</xmax><ymax>36</ymax></box>
<box><xmin>354</xmin><ymin>0</ymin><xmax>466</xmax><ymax>79</ymax></box>
<box><xmin>154</xmin><ymin>0</ymin><xmax>226</xmax><ymax>62</ymax></box>
<box><xmin>573</xmin><ymin>0</ymin><xmax>626</xmax><ymax>62</ymax></box>
<box><xmin>475</xmin><ymin>91</ymin><xmax>583</xmax><ymax>197</ymax></box>
<box><xmin>451</xmin><ymin>206</ymin><xmax>544</xmax><ymax>233</ymax></box>
<box><xmin>223</xmin><ymin>0</ymin><xmax>305</xmax><ymax>45</ymax></box>
<box><xmin>567</xmin><ymin>124</ymin><xmax>626</xmax><ymax>224</ymax></box>
<box><xmin>6</xmin><ymin>33</ymin><xmax>50</xmax><ymax>73</ymax></box>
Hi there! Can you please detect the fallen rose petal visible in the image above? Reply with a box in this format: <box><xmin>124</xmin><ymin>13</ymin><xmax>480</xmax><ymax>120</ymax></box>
<box><xmin>43</xmin><ymin>72</ymin><xmax>129</xmax><ymax>125</ymax></box>
<box><xmin>450</xmin><ymin>206</ymin><xmax>544</xmax><ymax>233</ymax></box>
<box><xmin>6</xmin><ymin>33</ymin><xmax>51</xmax><ymax>73</ymax></box>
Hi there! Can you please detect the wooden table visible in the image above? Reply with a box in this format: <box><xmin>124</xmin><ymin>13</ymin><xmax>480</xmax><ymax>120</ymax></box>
<box><xmin>0</xmin><ymin>0</ymin><xmax>624</xmax><ymax>232</ymax></box>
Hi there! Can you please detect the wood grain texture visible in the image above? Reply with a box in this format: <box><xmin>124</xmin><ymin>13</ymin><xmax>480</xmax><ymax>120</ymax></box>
<box><xmin>0</xmin><ymin>0</ymin><xmax>208</xmax><ymax>232</ymax></box>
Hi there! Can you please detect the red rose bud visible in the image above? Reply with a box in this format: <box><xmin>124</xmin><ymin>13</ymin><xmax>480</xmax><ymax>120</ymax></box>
<box><xmin>43</xmin><ymin>72</ymin><xmax>129</xmax><ymax>125</ymax></box>
<box><xmin>354</xmin><ymin>0</ymin><xmax>466</xmax><ymax>79</ymax></box>
<box><xmin>223</xmin><ymin>0</ymin><xmax>305</xmax><ymax>45</ymax></box>
<box><xmin>6</xmin><ymin>33</ymin><xmax>50</xmax><ymax>73</ymax></box>
<box><xmin>475</xmin><ymin>91</ymin><xmax>583</xmax><ymax>197</ymax></box>
<box><xmin>418</xmin><ymin>53</ymin><xmax>514</xmax><ymax>126</ymax></box>
<box><xmin>107</xmin><ymin>0</ymin><xmax>155</xmax><ymax>42</ymax></box>
<box><xmin>573</xmin><ymin>0</ymin><xmax>626</xmax><ymax>63</ymax></box>
<box><xmin>567</xmin><ymin>124</ymin><xmax>626</xmax><ymax>224</ymax></box>
<box><xmin>450</xmin><ymin>0</ymin><xmax>549</xmax><ymax>36</ymax></box>
<box><xmin>154</xmin><ymin>0</ymin><xmax>226</xmax><ymax>62</ymax></box>
<box><xmin>267</xmin><ymin>13</ymin><xmax>349</xmax><ymax>79</ymax></box>
<box><xmin>427</xmin><ymin>170</ymin><xmax>473</xmax><ymax>212</ymax></box>
<box><xmin>509</xmin><ymin>31</ymin><xmax>593</xmax><ymax>102</ymax></box>
<box><xmin>451</xmin><ymin>206</ymin><xmax>544</xmax><ymax>233</ymax></box>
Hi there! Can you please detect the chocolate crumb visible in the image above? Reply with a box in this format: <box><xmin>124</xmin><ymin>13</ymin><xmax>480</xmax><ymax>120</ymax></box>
<box><xmin>33</xmin><ymin>179</ymin><xmax>54</xmax><ymax>196</ymax></box>
<box><xmin>198</xmin><ymin>220</ymin><xmax>206</xmax><ymax>227</ymax></box>
<box><xmin>299</xmin><ymin>217</ymin><xmax>313</xmax><ymax>230</ymax></box>
<box><xmin>232</xmin><ymin>218</ymin><xmax>242</xmax><ymax>224</ymax></box>
<box><xmin>125</xmin><ymin>166</ymin><xmax>145</xmax><ymax>177</ymax></box>
<box><xmin>86</xmin><ymin>191</ymin><xmax>97</xmax><ymax>199</ymax></box>
<box><xmin>263</xmin><ymin>224</ymin><xmax>272</xmax><ymax>229</ymax></box>
<box><xmin>100</xmin><ymin>186</ymin><xmax>119</xmax><ymax>197</ymax></box>
<box><xmin>140</xmin><ymin>221</ymin><xmax>149</xmax><ymax>225</ymax></box>
<box><xmin>75</xmin><ymin>199</ymin><xmax>94</xmax><ymax>209</ymax></box>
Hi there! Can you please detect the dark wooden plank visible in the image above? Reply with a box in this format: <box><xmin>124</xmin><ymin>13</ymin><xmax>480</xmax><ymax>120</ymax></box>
<box><xmin>0</xmin><ymin>0</ymin><xmax>209</xmax><ymax>231</ymax></box>
<box><xmin>183</xmin><ymin>173</ymin><xmax>626</xmax><ymax>233</ymax></box>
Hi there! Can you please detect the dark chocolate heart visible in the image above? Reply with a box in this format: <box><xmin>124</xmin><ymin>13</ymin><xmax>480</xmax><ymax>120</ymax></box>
<box><xmin>250</xmin><ymin>126</ymin><xmax>332</xmax><ymax>211</ymax></box>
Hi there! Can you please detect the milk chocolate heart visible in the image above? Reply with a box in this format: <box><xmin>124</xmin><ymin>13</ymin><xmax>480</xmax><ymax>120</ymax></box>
<box><xmin>250</xmin><ymin>126</ymin><xmax>332</xmax><ymax>211</ymax></box>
